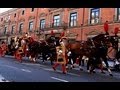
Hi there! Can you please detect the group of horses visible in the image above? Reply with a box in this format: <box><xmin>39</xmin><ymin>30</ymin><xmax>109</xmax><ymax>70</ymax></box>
<box><xmin>6</xmin><ymin>32</ymin><xmax>120</xmax><ymax>76</ymax></box>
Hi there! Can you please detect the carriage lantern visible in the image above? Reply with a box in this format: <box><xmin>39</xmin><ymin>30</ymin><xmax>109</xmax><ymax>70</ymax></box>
<box><xmin>114</xmin><ymin>27</ymin><xmax>119</xmax><ymax>35</ymax></box>
<box><xmin>104</xmin><ymin>21</ymin><xmax>109</xmax><ymax>33</ymax></box>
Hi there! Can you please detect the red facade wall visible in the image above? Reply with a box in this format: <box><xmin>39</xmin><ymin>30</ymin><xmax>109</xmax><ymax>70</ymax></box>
<box><xmin>0</xmin><ymin>8</ymin><xmax>119</xmax><ymax>41</ymax></box>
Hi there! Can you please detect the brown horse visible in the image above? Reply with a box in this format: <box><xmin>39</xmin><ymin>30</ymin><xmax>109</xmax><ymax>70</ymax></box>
<box><xmin>86</xmin><ymin>33</ymin><xmax>114</xmax><ymax>76</ymax></box>
<box><xmin>61</xmin><ymin>33</ymin><xmax>114</xmax><ymax>76</ymax></box>
<box><xmin>61</xmin><ymin>38</ymin><xmax>96</xmax><ymax>70</ymax></box>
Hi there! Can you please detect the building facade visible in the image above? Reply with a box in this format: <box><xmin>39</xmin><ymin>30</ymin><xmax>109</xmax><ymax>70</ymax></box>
<box><xmin>0</xmin><ymin>8</ymin><xmax>120</xmax><ymax>42</ymax></box>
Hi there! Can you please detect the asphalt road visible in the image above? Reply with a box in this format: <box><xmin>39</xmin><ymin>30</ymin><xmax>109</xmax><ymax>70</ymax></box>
<box><xmin>0</xmin><ymin>56</ymin><xmax>120</xmax><ymax>82</ymax></box>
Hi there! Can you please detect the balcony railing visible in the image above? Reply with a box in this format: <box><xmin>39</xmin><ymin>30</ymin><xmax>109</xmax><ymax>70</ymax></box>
<box><xmin>16</xmin><ymin>31</ymin><xmax>20</xmax><ymax>35</ymax></box>
<box><xmin>3</xmin><ymin>20</ymin><xmax>11</xmax><ymax>23</ymax></box>
<box><xmin>68</xmin><ymin>21</ymin><xmax>80</xmax><ymax>28</ymax></box>
<box><xmin>50</xmin><ymin>21</ymin><xmax>68</xmax><ymax>29</ymax></box>
<box><xmin>0</xmin><ymin>31</ymin><xmax>10</xmax><ymax>37</ymax></box>
<box><xmin>35</xmin><ymin>30</ymin><xmax>40</xmax><ymax>35</ymax></box>
<box><xmin>36</xmin><ymin>22</ymin><xmax>68</xmax><ymax>32</ymax></box>
<box><xmin>86</xmin><ymin>17</ymin><xmax>102</xmax><ymax>26</ymax></box>
<box><xmin>28</xmin><ymin>28</ymin><xmax>34</xmax><ymax>33</ymax></box>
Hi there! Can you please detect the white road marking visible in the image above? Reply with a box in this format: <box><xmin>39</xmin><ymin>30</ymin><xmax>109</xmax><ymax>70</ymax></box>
<box><xmin>43</xmin><ymin>67</ymin><xmax>80</xmax><ymax>77</ymax></box>
<box><xmin>21</xmin><ymin>62</ymin><xmax>81</xmax><ymax>77</ymax></box>
<box><xmin>43</xmin><ymin>68</ymin><xmax>53</xmax><ymax>71</ymax></box>
<box><xmin>21</xmin><ymin>69</ymin><xmax>31</xmax><ymax>73</ymax></box>
<box><xmin>0</xmin><ymin>75</ymin><xmax>9</xmax><ymax>82</ymax></box>
<box><xmin>21</xmin><ymin>63</ymin><xmax>48</xmax><ymax>68</ymax></box>
<box><xmin>51</xmin><ymin>77</ymin><xmax>69</xmax><ymax>82</ymax></box>
<box><xmin>2</xmin><ymin>65</ymin><xmax>19</xmax><ymax>70</ymax></box>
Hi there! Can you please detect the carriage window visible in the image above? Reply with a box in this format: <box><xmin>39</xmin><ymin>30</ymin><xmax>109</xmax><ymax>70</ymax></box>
<box><xmin>40</xmin><ymin>19</ymin><xmax>45</xmax><ymax>30</ymax></box>
<box><xmin>19</xmin><ymin>23</ymin><xmax>23</xmax><ymax>33</ymax></box>
<box><xmin>69</xmin><ymin>12</ymin><xmax>77</xmax><ymax>27</ymax></box>
<box><xmin>29</xmin><ymin>21</ymin><xmax>34</xmax><ymax>31</ymax></box>
<box><xmin>11</xmin><ymin>25</ymin><xmax>15</xmax><ymax>34</ymax></box>
<box><xmin>117</xmin><ymin>8</ymin><xmax>120</xmax><ymax>21</ymax></box>
<box><xmin>90</xmin><ymin>8</ymin><xmax>100</xmax><ymax>24</ymax></box>
<box><xmin>4</xmin><ymin>27</ymin><xmax>7</xmax><ymax>34</ymax></box>
<box><xmin>53</xmin><ymin>15</ymin><xmax>60</xmax><ymax>27</ymax></box>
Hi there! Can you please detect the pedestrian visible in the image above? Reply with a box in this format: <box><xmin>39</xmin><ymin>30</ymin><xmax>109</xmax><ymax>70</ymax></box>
<box><xmin>67</xmin><ymin>48</ymin><xmax>73</xmax><ymax>69</ymax></box>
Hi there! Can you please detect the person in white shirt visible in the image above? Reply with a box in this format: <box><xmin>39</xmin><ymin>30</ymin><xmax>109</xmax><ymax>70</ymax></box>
<box><xmin>67</xmin><ymin>48</ymin><xmax>73</xmax><ymax>69</ymax></box>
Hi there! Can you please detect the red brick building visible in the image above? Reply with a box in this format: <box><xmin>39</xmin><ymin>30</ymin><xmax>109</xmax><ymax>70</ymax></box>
<box><xmin>0</xmin><ymin>8</ymin><xmax>120</xmax><ymax>42</ymax></box>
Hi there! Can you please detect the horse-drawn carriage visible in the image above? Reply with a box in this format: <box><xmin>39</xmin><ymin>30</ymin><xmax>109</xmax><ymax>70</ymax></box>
<box><xmin>3</xmin><ymin>25</ymin><xmax>120</xmax><ymax>76</ymax></box>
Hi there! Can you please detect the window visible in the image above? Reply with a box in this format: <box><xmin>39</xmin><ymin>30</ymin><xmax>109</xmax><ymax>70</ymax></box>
<box><xmin>31</xmin><ymin>8</ymin><xmax>34</xmax><ymax>12</ymax></box>
<box><xmin>11</xmin><ymin>25</ymin><xmax>15</xmax><ymax>34</ymax></box>
<box><xmin>53</xmin><ymin>15</ymin><xmax>60</xmax><ymax>27</ymax></box>
<box><xmin>29</xmin><ymin>21</ymin><xmax>34</xmax><ymax>31</ymax></box>
<box><xmin>90</xmin><ymin>8</ymin><xmax>100</xmax><ymax>24</ymax></box>
<box><xmin>19</xmin><ymin>23</ymin><xmax>23</xmax><ymax>33</ymax></box>
<box><xmin>1</xmin><ymin>18</ymin><xmax>3</xmax><ymax>21</ymax></box>
<box><xmin>117</xmin><ymin>8</ymin><xmax>120</xmax><ymax>21</ymax></box>
<box><xmin>22</xmin><ymin>10</ymin><xmax>24</xmax><ymax>15</ymax></box>
<box><xmin>40</xmin><ymin>19</ymin><xmax>45</xmax><ymax>29</ymax></box>
<box><xmin>4</xmin><ymin>27</ymin><xmax>7</xmax><ymax>34</ymax></box>
<box><xmin>69</xmin><ymin>12</ymin><xmax>77</xmax><ymax>27</ymax></box>
<box><xmin>14</xmin><ymin>13</ymin><xmax>16</xmax><ymax>17</ymax></box>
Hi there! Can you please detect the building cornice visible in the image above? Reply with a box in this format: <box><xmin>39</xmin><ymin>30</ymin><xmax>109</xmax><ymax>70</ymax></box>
<box><xmin>28</xmin><ymin>15</ymin><xmax>35</xmax><ymax>20</ymax></box>
<box><xmin>49</xmin><ymin>8</ymin><xmax>64</xmax><ymax>14</ymax></box>
<box><xmin>39</xmin><ymin>13</ymin><xmax>47</xmax><ymax>18</ymax></box>
<box><xmin>0</xmin><ymin>8</ymin><xmax>20</xmax><ymax>16</ymax></box>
